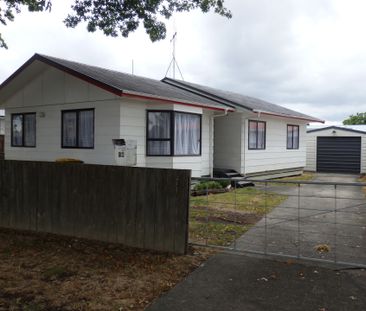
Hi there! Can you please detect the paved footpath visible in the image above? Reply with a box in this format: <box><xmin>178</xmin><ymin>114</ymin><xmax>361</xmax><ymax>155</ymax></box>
<box><xmin>147</xmin><ymin>252</ymin><xmax>366</xmax><ymax>311</ymax></box>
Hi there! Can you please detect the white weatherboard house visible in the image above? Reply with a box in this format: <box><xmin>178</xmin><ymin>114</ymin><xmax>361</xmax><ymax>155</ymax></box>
<box><xmin>162</xmin><ymin>78</ymin><xmax>323</xmax><ymax>178</ymax></box>
<box><xmin>0</xmin><ymin>54</ymin><xmax>322</xmax><ymax>178</ymax></box>
<box><xmin>306</xmin><ymin>125</ymin><xmax>366</xmax><ymax>174</ymax></box>
<box><xmin>0</xmin><ymin>54</ymin><xmax>234</xmax><ymax>177</ymax></box>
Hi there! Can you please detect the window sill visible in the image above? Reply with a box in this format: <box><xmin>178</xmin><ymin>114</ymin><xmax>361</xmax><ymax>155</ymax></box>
<box><xmin>146</xmin><ymin>154</ymin><xmax>201</xmax><ymax>157</ymax></box>
<box><xmin>61</xmin><ymin>147</ymin><xmax>94</xmax><ymax>150</ymax></box>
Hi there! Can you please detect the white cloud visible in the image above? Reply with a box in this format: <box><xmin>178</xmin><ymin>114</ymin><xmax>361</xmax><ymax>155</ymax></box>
<box><xmin>1</xmin><ymin>0</ymin><xmax>366</xmax><ymax>122</ymax></box>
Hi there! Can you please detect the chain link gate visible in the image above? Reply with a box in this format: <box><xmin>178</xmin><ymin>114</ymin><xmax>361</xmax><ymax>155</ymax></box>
<box><xmin>189</xmin><ymin>176</ymin><xmax>366</xmax><ymax>268</ymax></box>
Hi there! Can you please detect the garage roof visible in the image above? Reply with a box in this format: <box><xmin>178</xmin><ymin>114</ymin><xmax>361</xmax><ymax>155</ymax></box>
<box><xmin>307</xmin><ymin>125</ymin><xmax>366</xmax><ymax>134</ymax></box>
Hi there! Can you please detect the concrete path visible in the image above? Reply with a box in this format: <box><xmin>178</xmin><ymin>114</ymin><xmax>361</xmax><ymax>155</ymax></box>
<box><xmin>147</xmin><ymin>253</ymin><xmax>366</xmax><ymax>311</ymax></box>
<box><xmin>235</xmin><ymin>173</ymin><xmax>366</xmax><ymax>266</ymax></box>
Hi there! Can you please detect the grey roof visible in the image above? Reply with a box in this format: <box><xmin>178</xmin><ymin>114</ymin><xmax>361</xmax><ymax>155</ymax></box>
<box><xmin>0</xmin><ymin>54</ymin><xmax>230</xmax><ymax>111</ymax></box>
<box><xmin>162</xmin><ymin>78</ymin><xmax>324</xmax><ymax>122</ymax></box>
<box><xmin>307</xmin><ymin>125</ymin><xmax>366</xmax><ymax>134</ymax></box>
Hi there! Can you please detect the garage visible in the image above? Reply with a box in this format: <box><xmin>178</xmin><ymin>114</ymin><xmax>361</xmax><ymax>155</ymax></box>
<box><xmin>316</xmin><ymin>137</ymin><xmax>361</xmax><ymax>173</ymax></box>
<box><xmin>306</xmin><ymin>126</ymin><xmax>366</xmax><ymax>174</ymax></box>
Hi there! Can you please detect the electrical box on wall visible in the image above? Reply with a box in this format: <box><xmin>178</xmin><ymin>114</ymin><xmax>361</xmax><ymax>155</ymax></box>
<box><xmin>112</xmin><ymin>139</ymin><xmax>137</xmax><ymax>166</ymax></box>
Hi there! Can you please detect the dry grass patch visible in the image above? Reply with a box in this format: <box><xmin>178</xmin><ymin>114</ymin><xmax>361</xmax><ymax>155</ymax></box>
<box><xmin>189</xmin><ymin>187</ymin><xmax>287</xmax><ymax>246</ymax></box>
<box><xmin>0</xmin><ymin>228</ymin><xmax>214</xmax><ymax>311</ymax></box>
<box><xmin>358</xmin><ymin>174</ymin><xmax>366</xmax><ymax>193</ymax></box>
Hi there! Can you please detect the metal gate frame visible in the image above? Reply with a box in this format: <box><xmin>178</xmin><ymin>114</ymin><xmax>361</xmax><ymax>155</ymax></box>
<box><xmin>189</xmin><ymin>177</ymin><xmax>366</xmax><ymax>268</ymax></box>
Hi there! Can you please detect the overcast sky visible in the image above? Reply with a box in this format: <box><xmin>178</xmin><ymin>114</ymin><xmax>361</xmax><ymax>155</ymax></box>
<box><xmin>1</xmin><ymin>0</ymin><xmax>366</xmax><ymax>124</ymax></box>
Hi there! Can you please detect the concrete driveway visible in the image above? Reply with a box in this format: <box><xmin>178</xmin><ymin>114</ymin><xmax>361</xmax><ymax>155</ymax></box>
<box><xmin>236</xmin><ymin>173</ymin><xmax>366</xmax><ymax>267</ymax></box>
<box><xmin>147</xmin><ymin>252</ymin><xmax>366</xmax><ymax>311</ymax></box>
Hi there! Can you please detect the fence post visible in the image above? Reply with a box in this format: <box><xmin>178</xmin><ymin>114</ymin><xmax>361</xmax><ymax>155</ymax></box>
<box><xmin>205</xmin><ymin>182</ymin><xmax>209</xmax><ymax>246</ymax></box>
<box><xmin>334</xmin><ymin>184</ymin><xmax>338</xmax><ymax>264</ymax></box>
<box><xmin>233</xmin><ymin>180</ymin><xmax>237</xmax><ymax>251</ymax></box>
<box><xmin>264</xmin><ymin>181</ymin><xmax>268</xmax><ymax>255</ymax></box>
<box><xmin>297</xmin><ymin>183</ymin><xmax>301</xmax><ymax>259</ymax></box>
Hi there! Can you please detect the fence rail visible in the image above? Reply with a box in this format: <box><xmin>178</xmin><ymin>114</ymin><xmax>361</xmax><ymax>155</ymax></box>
<box><xmin>0</xmin><ymin>160</ymin><xmax>191</xmax><ymax>254</ymax></box>
<box><xmin>189</xmin><ymin>176</ymin><xmax>366</xmax><ymax>268</ymax></box>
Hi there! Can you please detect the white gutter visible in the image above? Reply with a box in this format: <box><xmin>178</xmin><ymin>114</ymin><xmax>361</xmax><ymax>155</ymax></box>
<box><xmin>213</xmin><ymin>107</ymin><xmax>230</xmax><ymax>118</ymax></box>
<box><xmin>252</xmin><ymin>109</ymin><xmax>324</xmax><ymax>123</ymax></box>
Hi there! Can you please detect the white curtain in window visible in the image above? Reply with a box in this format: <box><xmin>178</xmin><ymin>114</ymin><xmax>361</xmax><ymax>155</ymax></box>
<box><xmin>79</xmin><ymin>110</ymin><xmax>94</xmax><ymax>148</ymax></box>
<box><xmin>148</xmin><ymin>112</ymin><xmax>171</xmax><ymax>155</ymax></box>
<box><xmin>63</xmin><ymin>112</ymin><xmax>77</xmax><ymax>147</ymax></box>
<box><xmin>257</xmin><ymin>122</ymin><xmax>265</xmax><ymax>149</ymax></box>
<box><xmin>287</xmin><ymin>126</ymin><xmax>294</xmax><ymax>148</ymax></box>
<box><xmin>24</xmin><ymin>114</ymin><xmax>36</xmax><ymax>147</ymax></box>
<box><xmin>12</xmin><ymin>115</ymin><xmax>23</xmax><ymax>146</ymax></box>
<box><xmin>248</xmin><ymin>121</ymin><xmax>257</xmax><ymax>149</ymax></box>
<box><xmin>293</xmin><ymin>126</ymin><xmax>299</xmax><ymax>148</ymax></box>
<box><xmin>174</xmin><ymin>113</ymin><xmax>200</xmax><ymax>155</ymax></box>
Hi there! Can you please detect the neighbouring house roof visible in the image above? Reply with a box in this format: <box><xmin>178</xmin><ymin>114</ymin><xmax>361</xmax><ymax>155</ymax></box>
<box><xmin>0</xmin><ymin>54</ymin><xmax>232</xmax><ymax>112</ymax></box>
<box><xmin>162</xmin><ymin>78</ymin><xmax>324</xmax><ymax>123</ymax></box>
<box><xmin>307</xmin><ymin>125</ymin><xmax>366</xmax><ymax>134</ymax></box>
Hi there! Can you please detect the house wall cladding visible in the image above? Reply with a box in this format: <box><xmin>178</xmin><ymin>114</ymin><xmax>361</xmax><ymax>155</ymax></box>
<box><xmin>0</xmin><ymin>160</ymin><xmax>190</xmax><ymax>254</ymax></box>
<box><xmin>214</xmin><ymin>113</ymin><xmax>307</xmax><ymax>174</ymax></box>
<box><xmin>3</xmin><ymin>66</ymin><xmax>213</xmax><ymax>177</ymax></box>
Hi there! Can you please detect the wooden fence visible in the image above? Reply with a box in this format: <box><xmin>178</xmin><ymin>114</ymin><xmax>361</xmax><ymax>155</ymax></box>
<box><xmin>0</xmin><ymin>160</ymin><xmax>191</xmax><ymax>254</ymax></box>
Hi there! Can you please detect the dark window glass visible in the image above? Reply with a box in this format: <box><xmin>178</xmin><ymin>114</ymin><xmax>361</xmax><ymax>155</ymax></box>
<box><xmin>11</xmin><ymin>113</ymin><xmax>36</xmax><ymax>147</ymax></box>
<box><xmin>248</xmin><ymin>120</ymin><xmax>266</xmax><ymax>150</ymax></box>
<box><xmin>146</xmin><ymin>111</ymin><xmax>201</xmax><ymax>156</ymax></box>
<box><xmin>62</xmin><ymin>109</ymin><xmax>94</xmax><ymax>148</ymax></box>
<box><xmin>147</xmin><ymin>111</ymin><xmax>171</xmax><ymax>155</ymax></box>
<box><xmin>287</xmin><ymin>125</ymin><xmax>300</xmax><ymax>149</ymax></box>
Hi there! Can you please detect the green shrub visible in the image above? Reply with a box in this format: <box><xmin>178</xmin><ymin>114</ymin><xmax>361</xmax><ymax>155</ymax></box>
<box><xmin>193</xmin><ymin>181</ymin><xmax>223</xmax><ymax>191</ymax></box>
<box><xmin>217</xmin><ymin>180</ymin><xmax>231</xmax><ymax>188</ymax></box>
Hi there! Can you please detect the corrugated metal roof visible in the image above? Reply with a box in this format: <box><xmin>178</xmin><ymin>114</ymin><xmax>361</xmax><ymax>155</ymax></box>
<box><xmin>162</xmin><ymin>78</ymin><xmax>324</xmax><ymax>123</ymax></box>
<box><xmin>0</xmin><ymin>54</ymin><xmax>231</xmax><ymax>111</ymax></box>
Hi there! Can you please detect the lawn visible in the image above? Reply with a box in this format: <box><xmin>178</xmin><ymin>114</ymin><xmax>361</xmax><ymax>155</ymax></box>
<box><xmin>0</xmin><ymin>228</ymin><xmax>213</xmax><ymax>311</ymax></box>
<box><xmin>274</xmin><ymin>171</ymin><xmax>315</xmax><ymax>182</ymax></box>
<box><xmin>189</xmin><ymin>186</ymin><xmax>287</xmax><ymax>246</ymax></box>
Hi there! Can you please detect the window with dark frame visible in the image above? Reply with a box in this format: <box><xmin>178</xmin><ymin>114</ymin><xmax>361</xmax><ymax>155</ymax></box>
<box><xmin>11</xmin><ymin>113</ymin><xmax>36</xmax><ymax>147</ymax></box>
<box><xmin>62</xmin><ymin>109</ymin><xmax>94</xmax><ymax>148</ymax></box>
<box><xmin>146</xmin><ymin>110</ymin><xmax>201</xmax><ymax>156</ymax></box>
<box><xmin>287</xmin><ymin>125</ymin><xmax>299</xmax><ymax>149</ymax></box>
<box><xmin>248</xmin><ymin>120</ymin><xmax>266</xmax><ymax>150</ymax></box>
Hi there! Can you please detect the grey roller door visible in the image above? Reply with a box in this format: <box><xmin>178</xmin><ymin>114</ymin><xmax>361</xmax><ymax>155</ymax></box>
<box><xmin>317</xmin><ymin>137</ymin><xmax>361</xmax><ymax>173</ymax></box>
